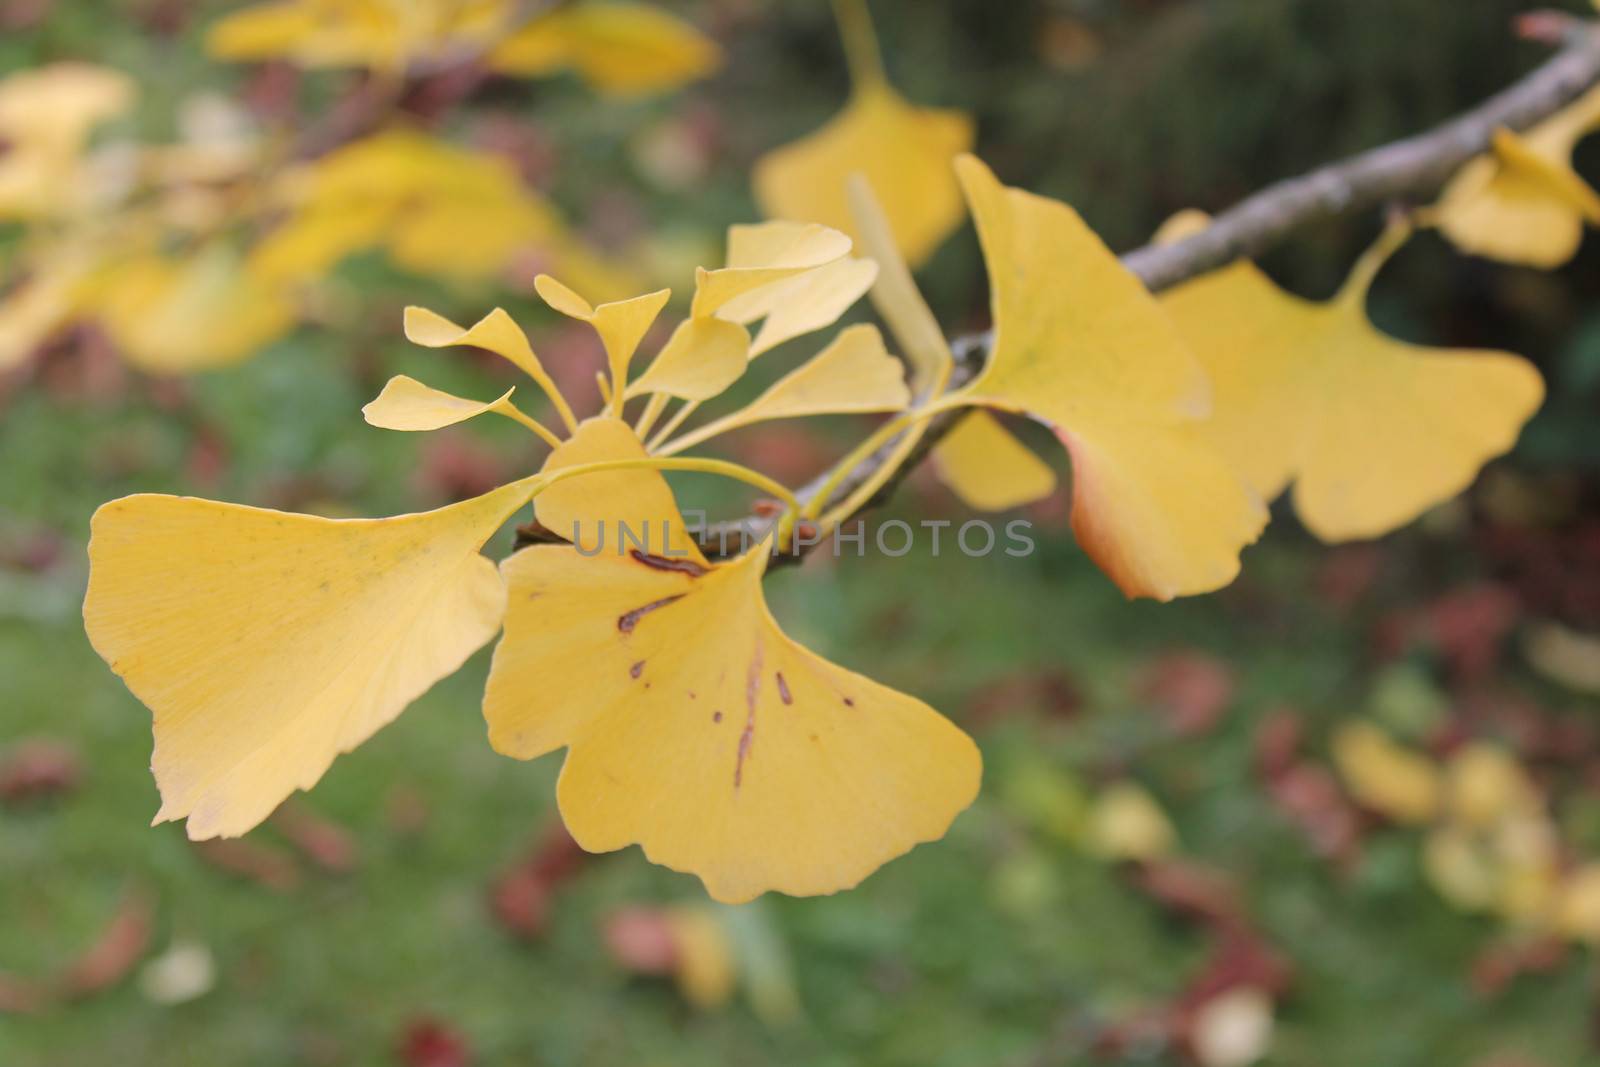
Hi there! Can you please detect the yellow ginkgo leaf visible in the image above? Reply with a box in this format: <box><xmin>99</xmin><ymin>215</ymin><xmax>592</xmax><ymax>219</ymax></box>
<box><xmin>1331</xmin><ymin>721</ymin><xmax>1441</xmax><ymax>825</ymax></box>
<box><xmin>1158</xmin><ymin>218</ymin><xmax>1544</xmax><ymax>543</ymax></box>
<box><xmin>0</xmin><ymin>253</ymin><xmax>91</xmax><ymax>369</ymax></box>
<box><xmin>1423</xmin><ymin>826</ymin><xmax>1499</xmax><ymax>912</ymax></box>
<box><xmin>488</xmin><ymin>1</ymin><xmax>722</xmax><ymax>97</ymax></box>
<box><xmin>91</xmin><ymin>247</ymin><xmax>297</xmax><ymax>373</ymax></box>
<box><xmin>953</xmin><ymin>155</ymin><xmax>1265</xmax><ymax>600</ymax></box>
<box><xmin>663</xmin><ymin>907</ymin><xmax>737</xmax><ymax>1010</ymax></box>
<box><xmin>1434</xmin><ymin>85</ymin><xmax>1600</xmax><ymax>268</ymax></box>
<box><xmin>931</xmin><ymin>412</ymin><xmax>1058</xmax><ymax>513</ymax></box>
<box><xmin>1557</xmin><ymin>863</ymin><xmax>1600</xmax><ymax>943</ymax></box>
<box><xmin>536</xmin><ymin>416</ymin><xmax>708</xmax><ymax>564</ymax></box>
<box><xmin>362</xmin><ymin>375</ymin><xmax>517</xmax><ymax>432</ymax></box>
<box><xmin>658</xmin><ymin>324</ymin><xmax>908</xmax><ymax>455</ymax></box>
<box><xmin>534</xmin><ymin>274</ymin><xmax>672</xmax><ymax>400</ymax></box>
<box><xmin>694</xmin><ymin>222</ymin><xmax>854</xmax><ymax>319</ymax></box>
<box><xmin>724</xmin><ymin>257</ymin><xmax>879</xmax><ymax>358</ymax></box>
<box><xmin>83</xmin><ymin>477</ymin><xmax>538</xmax><ymax>839</ymax></box>
<box><xmin>846</xmin><ymin>173</ymin><xmax>950</xmax><ymax>394</ymax></box>
<box><xmin>403</xmin><ymin>305</ymin><xmax>577</xmax><ymax>431</ymax></box>
<box><xmin>483</xmin><ymin>534</ymin><xmax>981</xmax><ymax>903</ymax></box>
<box><xmin>751</xmin><ymin>0</ymin><xmax>973</xmax><ymax>271</ymax></box>
<box><xmin>626</xmin><ymin>316</ymin><xmax>750</xmax><ymax>402</ymax></box>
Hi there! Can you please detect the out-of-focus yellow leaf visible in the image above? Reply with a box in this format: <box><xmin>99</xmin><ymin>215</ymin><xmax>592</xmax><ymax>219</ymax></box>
<box><xmin>1434</xmin><ymin>86</ymin><xmax>1600</xmax><ymax>268</ymax></box>
<box><xmin>753</xmin><ymin>80</ymin><xmax>972</xmax><ymax>269</ymax></box>
<box><xmin>252</xmin><ymin>130</ymin><xmax>634</xmax><ymax>296</ymax></box>
<box><xmin>1331</xmin><ymin>721</ymin><xmax>1440</xmax><ymax>825</ymax></box>
<box><xmin>536</xmin><ymin>416</ymin><xmax>708</xmax><ymax>564</ymax></box>
<box><xmin>1523</xmin><ymin>622</ymin><xmax>1600</xmax><ymax>695</ymax></box>
<box><xmin>0</xmin><ymin>63</ymin><xmax>136</xmax><ymax>219</ymax></box>
<box><xmin>1423</xmin><ymin>826</ymin><xmax>1499</xmax><ymax>911</ymax></box>
<box><xmin>207</xmin><ymin>0</ymin><xmax>508</xmax><ymax>73</ymax></box>
<box><xmin>664</xmin><ymin>907</ymin><xmax>736</xmax><ymax>1010</ymax></box>
<box><xmin>1159</xmin><ymin>218</ymin><xmax>1543</xmax><ymax>543</ymax></box>
<box><xmin>83</xmin><ymin>478</ymin><xmax>537</xmax><ymax>839</ymax></box>
<box><xmin>91</xmin><ymin>247</ymin><xmax>297</xmax><ymax>373</ymax></box>
<box><xmin>1086</xmin><ymin>781</ymin><xmax>1175</xmax><ymax>860</ymax></box>
<box><xmin>362</xmin><ymin>375</ymin><xmax>516</xmax><ymax>432</ymax></box>
<box><xmin>483</xmin><ymin>532</ymin><xmax>981</xmax><ymax>903</ymax></box>
<box><xmin>1557</xmin><ymin>864</ymin><xmax>1600</xmax><ymax>942</ymax></box>
<box><xmin>1445</xmin><ymin>742</ymin><xmax>1537</xmax><ymax>828</ymax></box>
<box><xmin>0</xmin><ymin>253</ymin><xmax>92</xmax><ymax>369</ymax></box>
<box><xmin>953</xmin><ymin>155</ymin><xmax>1265</xmax><ymax>600</ymax></box>
<box><xmin>932</xmin><ymin>412</ymin><xmax>1058</xmax><ymax>513</ymax></box>
<box><xmin>490</xmin><ymin>1</ymin><xmax>722</xmax><ymax>96</ymax></box>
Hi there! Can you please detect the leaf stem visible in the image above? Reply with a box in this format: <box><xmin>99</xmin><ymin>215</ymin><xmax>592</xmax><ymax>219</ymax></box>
<box><xmin>491</xmin><ymin>399</ymin><xmax>564</xmax><ymax>448</ymax></box>
<box><xmin>832</xmin><ymin>0</ymin><xmax>887</xmax><ymax>91</ymax></box>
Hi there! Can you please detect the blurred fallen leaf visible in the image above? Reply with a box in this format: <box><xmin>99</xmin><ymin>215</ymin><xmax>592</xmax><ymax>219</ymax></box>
<box><xmin>488</xmin><ymin>822</ymin><xmax>587</xmax><ymax>941</ymax></box>
<box><xmin>0</xmin><ymin>738</ymin><xmax>81</xmax><ymax>805</ymax></box>
<box><xmin>1087</xmin><ymin>781</ymin><xmax>1176</xmax><ymax>861</ymax></box>
<box><xmin>1137</xmin><ymin>651</ymin><xmax>1235</xmax><ymax>737</ymax></box>
<box><xmin>1469</xmin><ymin>934</ymin><xmax>1567</xmax><ymax>998</ymax></box>
<box><xmin>1524</xmin><ymin>623</ymin><xmax>1600</xmax><ymax>695</ymax></box>
<box><xmin>273</xmin><ymin>802</ymin><xmax>359</xmax><ymax>874</ymax></box>
<box><xmin>603</xmin><ymin>907</ymin><xmax>677</xmax><ymax>976</ymax></box>
<box><xmin>664</xmin><ymin>907</ymin><xmax>737</xmax><ymax>1010</ymax></box>
<box><xmin>1332</xmin><ymin>720</ymin><xmax>1442</xmax><ymax>825</ymax></box>
<box><xmin>191</xmin><ymin>838</ymin><xmax>303</xmax><ymax>893</ymax></box>
<box><xmin>138</xmin><ymin>940</ymin><xmax>215</xmax><ymax>1006</ymax></box>
<box><xmin>1187</xmin><ymin>985</ymin><xmax>1275</xmax><ymax>1067</ymax></box>
<box><xmin>397</xmin><ymin>1017</ymin><xmax>473</xmax><ymax>1067</ymax></box>
<box><xmin>59</xmin><ymin>890</ymin><xmax>154</xmax><ymax>1000</ymax></box>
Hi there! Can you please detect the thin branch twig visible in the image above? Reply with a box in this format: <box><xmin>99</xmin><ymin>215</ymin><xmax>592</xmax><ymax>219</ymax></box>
<box><xmin>703</xmin><ymin>24</ymin><xmax>1600</xmax><ymax>564</ymax></box>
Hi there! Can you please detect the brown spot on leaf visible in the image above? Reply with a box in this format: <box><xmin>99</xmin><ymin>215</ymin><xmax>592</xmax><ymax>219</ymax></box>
<box><xmin>843</xmin><ymin>697</ymin><xmax>855</xmax><ymax>708</ymax></box>
<box><xmin>629</xmin><ymin>550</ymin><xmax>708</xmax><ymax>576</ymax></box>
<box><xmin>630</xmin><ymin>660</ymin><xmax>645</xmax><ymax>679</ymax></box>
<box><xmin>713</xmin><ymin>711</ymin><xmax>723</xmax><ymax>723</ymax></box>
<box><xmin>617</xmin><ymin>594</ymin><xmax>685</xmax><ymax>633</ymax></box>
<box><xmin>735</xmin><ymin>643</ymin><xmax>764</xmax><ymax>789</ymax></box>
<box><xmin>776</xmin><ymin>672</ymin><xmax>792</xmax><ymax>705</ymax></box>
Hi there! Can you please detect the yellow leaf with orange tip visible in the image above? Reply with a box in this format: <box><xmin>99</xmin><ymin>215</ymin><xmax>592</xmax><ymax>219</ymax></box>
<box><xmin>535</xmin><ymin>274</ymin><xmax>671</xmax><ymax>396</ymax></box>
<box><xmin>483</xmin><ymin>534</ymin><xmax>981</xmax><ymax>903</ymax></box>
<box><xmin>1434</xmin><ymin>86</ymin><xmax>1600</xmax><ymax>268</ymax></box>
<box><xmin>1158</xmin><ymin>216</ymin><xmax>1544</xmax><ymax>543</ymax></box>
<box><xmin>362</xmin><ymin>375</ymin><xmax>517</xmax><ymax>432</ymax></box>
<box><xmin>83</xmin><ymin>478</ymin><xmax>538</xmax><ymax>840</ymax></box>
<box><xmin>953</xmin><ymin>155</ymin><xmax>1265</xmax><ymax>600</ymax></box>
<box><xmin>754</xmin><ymin>80</ymin><xmax>972</xmax><ymax>269</ymax></box>
<box><xmin>932</xmin><ymin>412</ymin><xmax>1057</xmax><ymax>512</ymax></box>
<box><xmin>627</xmin><ymin>316</ymin><xmax>751</xmax><ymax>401</ymax></box>
<box><xmin>90</xmin><ymin>247</ymin><xmax>297</xmax><ymax>373</ymax></box>
<box><xmin>489</xmin><ymin>1</ymin><xmax>721</xmax><ymax>97</ymax></box>
<box><xmin>535</xmin><ymin>417</ymin><xmax>708</xmax><ymax>564</ymax></box>
<box><xmin>1331</xmin><ymin>721</ymin><xmax>1440</xmax><ymax>825</ymax></box>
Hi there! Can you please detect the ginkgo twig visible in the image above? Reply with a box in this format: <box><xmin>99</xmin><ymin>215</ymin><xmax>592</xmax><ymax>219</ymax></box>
<box><xmin>709</xmin><ymin>22</ymin><xmax>1600</xmax><ymax>565</ymax></box>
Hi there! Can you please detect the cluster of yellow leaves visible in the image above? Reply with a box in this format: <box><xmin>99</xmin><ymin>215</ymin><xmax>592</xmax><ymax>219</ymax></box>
<box><xmin>0</xmin><ymin>62</ymin><xmax>637</xmax><ymax>373</ymax></box>
<box><xmin>208</xmin><ymin>0</ymin><xmax>721</xmax><ymax>95</ymax></box>
<box><xmin>82</xmin><ymin>125</ymin><xmax>1556</xmax><ymax>901</ymax></box>
<box><xmin>1334</xmin><ymin>722</ymin><xmax>1600</xmax><ymax>942</ymax></box>
<box><xmin>0</xmin><ymin>63</ymin><xmax>296</xmax><ymax>373</ymax></box>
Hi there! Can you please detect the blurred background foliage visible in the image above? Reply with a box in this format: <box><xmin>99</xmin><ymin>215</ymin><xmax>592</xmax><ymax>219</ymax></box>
<box><xmin>4</xmin><ymin>1</ymin><xmax>1600</xmax><ymax>1065</ymax></box>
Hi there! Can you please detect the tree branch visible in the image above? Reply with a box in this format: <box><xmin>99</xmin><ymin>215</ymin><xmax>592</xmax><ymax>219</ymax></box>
<box><xmin>712</xmin><ymin>23</ymin><xmax>1600</xmax><ymax>564</ymax></box>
